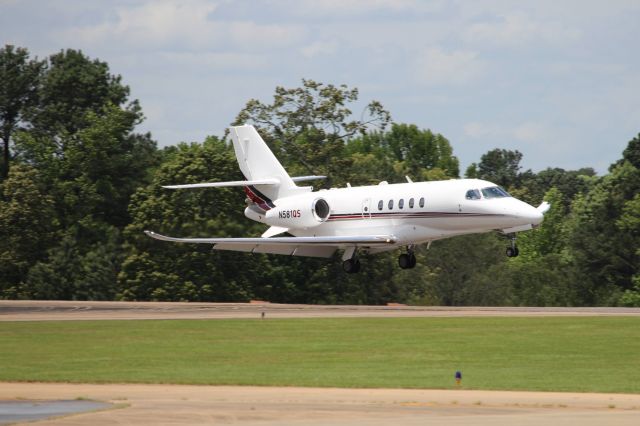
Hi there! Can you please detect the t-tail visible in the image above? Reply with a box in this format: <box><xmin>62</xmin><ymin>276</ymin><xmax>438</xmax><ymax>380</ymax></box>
<box><xmin>162</xmin><ymin>124</ymin><xmax>325</xmax><ymax>210</ymax></box>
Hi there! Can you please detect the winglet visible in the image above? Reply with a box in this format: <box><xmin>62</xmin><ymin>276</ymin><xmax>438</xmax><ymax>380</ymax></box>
<box><xmin>537</xmin><ymin>201</ymin><xmax>551</xmax><ymax>215</ymax></box>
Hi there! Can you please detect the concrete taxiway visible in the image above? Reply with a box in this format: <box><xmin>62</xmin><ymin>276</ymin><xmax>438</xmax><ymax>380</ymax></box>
<box><xmin>1</xmin><ymin>300</ymin><xmax>639</xmax><ymax>321</ymax></box>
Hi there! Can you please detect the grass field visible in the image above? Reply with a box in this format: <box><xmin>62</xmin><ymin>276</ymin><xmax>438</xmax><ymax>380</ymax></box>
<box><xmin>1</xmin><ymin>317</ymin><xmax>639</xmax><ymax>393</ymax></box>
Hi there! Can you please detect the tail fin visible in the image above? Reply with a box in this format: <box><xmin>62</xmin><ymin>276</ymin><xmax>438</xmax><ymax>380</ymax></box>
<box><xmin>230</xmin><ymin>125</ymin><xmax>307</xmax><ymax>200</ymax></box>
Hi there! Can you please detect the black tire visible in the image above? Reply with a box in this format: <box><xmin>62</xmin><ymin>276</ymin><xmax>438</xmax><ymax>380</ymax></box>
<box><xmin>408</xmin><ymin>253</ymin><xmax>417</xmax><ymax>268</ymax></box>
<box><xmin>506</xmin><ymin>247</ymin><xmax>519</xmax><ymax>258</ymax></box>
<box><xmin>398</xmin><ymin>253</ymin><xmax>411</xmax><ymax>269</ymax></box>
<box><xmin>342</xmin><ymin>258</ymin><xmax>361</xmax><ymax>273</ymax></box>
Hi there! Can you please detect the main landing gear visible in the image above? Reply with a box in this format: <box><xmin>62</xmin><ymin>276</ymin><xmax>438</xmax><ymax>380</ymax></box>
<box><xmin>342</xmin><ymin>257</ymin><xmax>361</xmax><ymax>273</ymax></box>
<box><xmin>398</xmin><ymin>247</ymin><xmax>417</xmax><ymax>269</ymax></box>
<box><xmin>342</xmin><ymin>247</ymin><xmax>361</xmax><ymax>274</ymax></box>
<box><xmin>342</xmin><ymin>246</ymin><xmax>418</xmax><ymax>273</ymax></box>
<box><xmin>506</xmin><ymin>235</ymin><xmax>520</xmax><ymax>258</ymax></box>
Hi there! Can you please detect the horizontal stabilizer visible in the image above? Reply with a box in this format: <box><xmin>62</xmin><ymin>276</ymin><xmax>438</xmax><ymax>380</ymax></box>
<box><xmin>145</xmin><ymin>230</ymin><xmax>396</xmax><ymax>246</ymax></box>
<box><xmin>162</xmin><ymin>179</ymin><xmax>279</xmax><ymax>189</ymax></box>
<box><xmin>291</xmin><ymin>175</ymin><xmax>326</xmax><ymax>182</ymax></box>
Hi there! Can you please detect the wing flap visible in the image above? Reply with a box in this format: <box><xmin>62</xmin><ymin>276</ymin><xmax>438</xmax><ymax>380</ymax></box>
<box><xmin>291</xmin><ymin>246</ymin><xmax>337</xmax><ymax>257</ymax></box>
<box><xmin>213</xmin><ymin>243</ymin><xmax>337</xmax><ymax>258</ymax></box>
<box><xmin>144</xmin><ymin>231</ymin><xmax>397</xmax><ymax>246</ymax></box>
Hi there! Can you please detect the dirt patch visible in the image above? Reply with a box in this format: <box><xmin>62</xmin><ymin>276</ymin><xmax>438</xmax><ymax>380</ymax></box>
<box><xmin>1</xmin><ymin>383</ymin><xmax>639</xmax><ymax>426</ymax></box>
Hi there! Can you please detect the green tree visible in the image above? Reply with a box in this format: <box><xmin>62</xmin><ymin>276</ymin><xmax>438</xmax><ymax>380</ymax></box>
<box><xmin>118</xmin><ymin>137</ymin><xmax>260</xmax><ymax>301</ymax></box>
<box><xmin>23</xmin><ymin>228</ymin><xmax>121</xmax><ymax>301</ymax></box>
<box><xmin>468</xmin><ymin>149</ymin><xmax>523</xmax><ymax>189</ymax></box>
<box><xmin>0</xmin><ymin>45</ymin><xmax>44</xmax><ymax>178</ymax></box>
<box><xmin>233</xmin><ymin>79</ymin><xmax>391</xmax><ymax>186</ymax></box>
<box><xmin>613</xmin><ymin>133</ymin><xmax>640</xmax><ymax>170</ymax></box>
<box><xmin>467</xmin><ymin>255</ymin><xmax>577</xmax><ymax>306</ymax></box>
<box><xmin>28</xmin><ymin>49</ymin><xmax>139</xmax><ymax>137</ymax></box>
<box><xmin>4</xmin><ymin>49</ymin><xmax>158</xmax><ymax>300</ymax></box>
<box><xmin>346</xmin><ymin>123</ymin><xmax>459</xmax><ymax>183</ymax></box>
<box><xmin>420</xmin><ymin>234</ymin><xmax>506</xmax><ymax>306</ymax></box>
<box><xmin>0</xmin><ymin>165</ymin><xmax>56</xmax><ymax>296</ymax></box>
<box><xmin>616</xmin><ymin>193</ymin><xmax>640</xmax><ymax>306</ymax></box>
<box><xmin>565</xmin><ymin>161</ymin><xmax>640</xmax><ymax>303</ymax></box>
<box><xmin>517</xmin><ymin>167</ymin><xmax>595</xmax><ymax>209</ymax></box>
<box><xmin>513</xmin><ymin>188</ymin><xmax>568</xmax><ymax>259</ymax></box>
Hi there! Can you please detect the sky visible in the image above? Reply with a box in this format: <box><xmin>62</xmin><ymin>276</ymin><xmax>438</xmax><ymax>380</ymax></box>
<box><xmin>2</xmin><ymin>0</ymin><xmax>639</xmax><ymax>175</ymax></box>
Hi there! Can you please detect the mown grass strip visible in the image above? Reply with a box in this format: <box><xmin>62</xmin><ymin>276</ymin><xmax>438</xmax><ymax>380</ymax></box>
<box><xmin>1</xmin><ymin>317</ymin><xmax>638</xmax><ymax>393</ymax></box>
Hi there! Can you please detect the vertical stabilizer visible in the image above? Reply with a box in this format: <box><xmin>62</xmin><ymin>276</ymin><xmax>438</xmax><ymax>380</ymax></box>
<box><xmin>230</xmin><ymin>125</ymin><xmax>305</xmax><ymax>201</ymax></box>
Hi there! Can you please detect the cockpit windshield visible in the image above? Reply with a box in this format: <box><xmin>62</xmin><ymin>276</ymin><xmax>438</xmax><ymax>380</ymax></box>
<box><xmin>481</xmin><ymin>186</ymin><xmax>511</xmax><ymax>199</ymax></box>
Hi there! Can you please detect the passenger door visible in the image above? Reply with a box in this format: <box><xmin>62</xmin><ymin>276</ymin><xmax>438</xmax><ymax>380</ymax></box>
<box><xmin>361</xmin><ymin>198</ymin><xmax>371</xmax><ymax>219</ymax></box>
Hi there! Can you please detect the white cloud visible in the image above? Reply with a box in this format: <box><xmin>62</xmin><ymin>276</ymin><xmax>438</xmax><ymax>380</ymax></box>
<box><xmin>279</xmin><ymin>0</ymin><xmax>443</xmax><ymax>16</ymax></box>
<box><xmin>413</xmin><ymin>48</ymin><xmax>485</xmax><ymax>86</ymax></box>
<box><xmin>513</xmin><ymin>121</ymin><xmax>548</xmax><ymax>143</ymax></box>
<box><xmin>163</xmin><ymin>51</ymin><xmax>268</xmax><ymax>69</ymax></box>
<box><xmin>60</xmin><ymin>1</ymin><xmax>218</xmax><ymax>47</ymax></box>
<box><xmin>464</xmin><ymin>120</ymin><xmax>550</xmax><ymax>144</ymax></box>
<box><xmin>462</xmin><ymin>13</ymin><xmax>582</xmax><ymax>47</ymax></box>
<box><xmin>58</xmin><ymin>0</ymin><xmax>304</xmax><ymax>51</ymax></box>
<box><xmin>300</xmin><ymin>40</ymin><xmax>338</xmax><ymax>58</ymax></box>
<box><xmin>463</xmin><ymin>121</ymin><xmax>500</xmax><ymax>138</ymax></box>
<box><xmin>3</xmin><ymin>0</ymin><xmax>638</xmax><ymax>173</ymax></box>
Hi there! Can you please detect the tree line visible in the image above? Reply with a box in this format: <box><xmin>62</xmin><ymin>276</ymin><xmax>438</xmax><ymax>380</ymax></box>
<box><xmin>1</xmin><ymin>45</ymin><xmax>639</xmax><ymax>306</ymax></box>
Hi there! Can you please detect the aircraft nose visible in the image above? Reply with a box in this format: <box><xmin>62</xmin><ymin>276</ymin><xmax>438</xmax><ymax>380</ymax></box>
<box><xmin>527</xmin><ymin>206</ymin><xmax>544</xmax><ymax>225</ymax></box>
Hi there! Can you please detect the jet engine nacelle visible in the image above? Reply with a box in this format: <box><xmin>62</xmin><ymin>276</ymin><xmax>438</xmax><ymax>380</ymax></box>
<box><xmin>265</xmin><ymin>197</ymin><xmax>331</xmax><ymax>228</ymax></box>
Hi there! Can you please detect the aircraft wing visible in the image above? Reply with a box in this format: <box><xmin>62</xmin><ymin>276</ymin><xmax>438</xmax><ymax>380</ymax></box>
<box><xmin>144</xmin><ymin>231</ymin><xmax>397</xmax><ymax>258</ymax></box>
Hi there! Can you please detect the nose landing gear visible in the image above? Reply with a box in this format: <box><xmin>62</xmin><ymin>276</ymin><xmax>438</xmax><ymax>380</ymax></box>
<box><xmin>506</xmin><ymin>235</ymin><xmax>519</xmax><ymax>258</ymax></box>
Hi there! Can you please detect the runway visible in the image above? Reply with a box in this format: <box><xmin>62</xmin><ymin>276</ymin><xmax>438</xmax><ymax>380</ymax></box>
<box><xmin>1</xmin><ymin>301</ymin><xmax>639</xmax><ymax>425</ymax></box>
<box><xmin>2</xmin><ymin>300</ymin><xmax>640</xmax><ymax>321</ymax></box>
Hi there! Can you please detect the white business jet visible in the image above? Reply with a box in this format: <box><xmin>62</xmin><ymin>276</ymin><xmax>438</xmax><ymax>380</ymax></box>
<box><xmin>146</xmin><ymin>125</ymin><xmax>549</xmax><ymax>273</ymax></box>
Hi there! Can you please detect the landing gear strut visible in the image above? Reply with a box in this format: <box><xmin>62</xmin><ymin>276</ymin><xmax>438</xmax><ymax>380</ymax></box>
<box><xmin>342</xmin><ymin>247</ymin><xmax>361</xmax><ymax>273</ymax></box>
<box><xmin>398</xmin><ymin>247</ymin><xmax>417</xmax><ymax>269</ymax></box>
<box><xmin>506</xmin><ymin>234</ymin><xmax>519</xmax><ymax>258</ymax></box>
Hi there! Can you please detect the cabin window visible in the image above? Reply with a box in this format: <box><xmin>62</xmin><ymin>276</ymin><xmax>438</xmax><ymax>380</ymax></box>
<box><xmin>481</xmin><ymin>186</ymin><xmax>511</xmax><ymax>199</ymax></box>
<box><xmin>399</xmin><ymin>199</ymin><xmax>404</xmax><ymax>209</ymax></box>
<box><xmin>409</xmin><ymin>198</ymin><xmax>414</xmax><ymax>208</ymax></box>
<box><xmin>378</xmin><ymin>200</ymin><xmax>383</xmax><ymax>210</ymax></box>
<box><xmin>419</xmin><ymin>197</ymin><xmax>425</xmax><ymax>208</ymax></box>
<box><xmin>388</xmin><ymin>199</ymin><xmax>394</xmax><ymax>210</ymax></box>
<box><xmin>466</xmin><ymin>189</ymin><xmax>481</xmax><ymax>200</ymax></box>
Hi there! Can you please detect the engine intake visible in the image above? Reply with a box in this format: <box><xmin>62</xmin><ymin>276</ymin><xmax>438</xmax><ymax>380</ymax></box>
<box><xmin>265</xmin><ymin>197</ymin><xmax>331</xmax><ymax>228</ymax></box>
<box><xmin>312</xmin><ymin>198</ymin><xmax>330</xmax><ymax>222</ymax></box>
